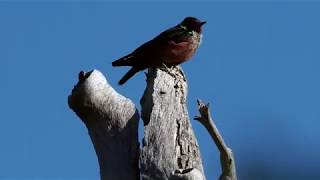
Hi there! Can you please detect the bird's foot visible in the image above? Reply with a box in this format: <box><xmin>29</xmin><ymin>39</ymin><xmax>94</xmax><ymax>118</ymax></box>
<box><xmin>160</xmin><ymin>64</ymin><xmax>187</xmax><ymax>87</ymax></box>
<box><xmin>176</xmin><ymin>66</ymin><xmax>186</xmax><ymax>82</ymax></box>
<box><xmin>160</xmin><ymin>63</ymin><xmax>177</xmax><ymax>78</ymax></box>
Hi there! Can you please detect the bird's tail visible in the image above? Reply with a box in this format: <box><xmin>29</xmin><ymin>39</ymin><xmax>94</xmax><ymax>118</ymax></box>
<box><xmin>112</xmin><ymin>55</ymin><xmax>134</xmax><ymax>67</ymax></box>
<box><xmin>118</xmin><ymin>67</ymin><xmax>139</xmax><ymax>85</ymax></box>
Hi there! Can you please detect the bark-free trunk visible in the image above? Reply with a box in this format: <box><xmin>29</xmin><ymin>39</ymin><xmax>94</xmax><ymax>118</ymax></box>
<box><xmin>68</xmin><ymin>67</ymin><xmax>236</xmax><ymax>180</ymax></box>
<box><xmin>140</xmin><ymin>67</ymin><xmax>205</xmax><ymax>180</ymax></box>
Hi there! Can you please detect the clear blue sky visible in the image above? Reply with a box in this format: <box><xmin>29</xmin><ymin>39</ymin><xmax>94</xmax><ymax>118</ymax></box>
<box><xmin>1</xmin><ymin>1</ymin><xmax>320</xmax><ymax>180</ymax></box>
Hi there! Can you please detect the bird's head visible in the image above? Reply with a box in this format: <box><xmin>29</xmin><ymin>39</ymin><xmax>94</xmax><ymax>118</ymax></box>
<box><xmin>180</xmin><ymin>17</ymin><xmax>206</xmax><ymax>33</ymax></box>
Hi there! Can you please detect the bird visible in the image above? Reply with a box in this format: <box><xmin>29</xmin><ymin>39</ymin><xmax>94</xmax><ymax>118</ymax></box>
<box><xmin>112</xmin><ymin>17</ymin><xmax>206</xmax><ymax>85</ymax></box>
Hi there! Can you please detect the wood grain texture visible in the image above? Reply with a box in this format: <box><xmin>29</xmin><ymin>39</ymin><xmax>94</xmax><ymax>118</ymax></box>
<box><xmin>140</xmin><ymin>67</ymin><xmax>205</xmax><ymax>180</ymax></box>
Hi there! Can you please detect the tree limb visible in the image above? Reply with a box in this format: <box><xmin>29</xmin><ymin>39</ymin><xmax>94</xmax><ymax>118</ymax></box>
<box><xmin>194</xmin><ymin>100</ymin><xmax>237</xmax><ymax>180</ymax></box>
<box><xmin>68</xmin><ymin>70</ymin><xmax>140</xmax><ymax>180</ymax></box>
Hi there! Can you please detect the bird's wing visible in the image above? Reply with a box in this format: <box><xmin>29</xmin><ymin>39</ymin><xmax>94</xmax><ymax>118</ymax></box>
<box><xmin>155</xmin><ymin>25</ymin><xmax>191</xmax><ymax>44</ymax></box>
<box><xmin>132</xmin><ymin>25</ymin><xmax>191</xmax><ymax>54</ymax></box>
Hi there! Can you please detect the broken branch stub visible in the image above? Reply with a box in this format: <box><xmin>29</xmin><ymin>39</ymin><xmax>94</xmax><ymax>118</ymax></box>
<box><xmin>68</xmin><ymin>70</ymin><xmax>140</xmax><ymax>180</ymax></box>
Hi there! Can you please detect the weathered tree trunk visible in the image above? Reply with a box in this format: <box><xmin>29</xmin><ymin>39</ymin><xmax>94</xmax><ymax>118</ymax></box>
<box><xmin>140</xmin><ymin>67</ymin><xmax>205</xmax><ymax>180</ymax></box>
<box><xmin>68</xmin><ymin>67</ymin><xmax>236</xmax><ymax>180</ymax></box>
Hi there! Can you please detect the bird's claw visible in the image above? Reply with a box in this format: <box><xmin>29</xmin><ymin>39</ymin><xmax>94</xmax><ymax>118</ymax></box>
<box><xmin>160</xmin><ymin>62</ymin><xmax>177</xmax><ymax>78</ymax></box>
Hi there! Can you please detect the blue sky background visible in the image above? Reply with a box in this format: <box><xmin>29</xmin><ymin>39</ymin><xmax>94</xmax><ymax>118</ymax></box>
<box><xmin>1</xmin><ymin>1</ymin><xmax>320</xmax><ymax>180</ymax></box>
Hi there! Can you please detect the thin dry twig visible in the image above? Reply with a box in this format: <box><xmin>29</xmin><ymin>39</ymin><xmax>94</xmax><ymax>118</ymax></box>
<box><xmin>194</xmin><ymin>99</ymin><xmax>237</xmax><ymax>180</ymax></box>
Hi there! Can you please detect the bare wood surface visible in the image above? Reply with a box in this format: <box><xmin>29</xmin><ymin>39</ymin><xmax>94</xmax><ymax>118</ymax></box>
<box><xmin>140</xmin><ymin>66</ymin><xmax>206</xmax><ymax>180</ymax></box>
<box><xmin>194</xmin><ymin>100</ymin><xmax>237</xmax><ymax>180</ymax></box>
<box><xmin>68</xmin><ymin>70</ymin><xmax>140</xmax><ymax>180</ymax></box>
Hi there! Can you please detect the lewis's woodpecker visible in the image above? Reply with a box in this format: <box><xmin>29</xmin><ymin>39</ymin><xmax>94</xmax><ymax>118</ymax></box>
<box><xmin>112</xmin><ymin>17</ymin><xmax>206</xmax><ymax>85</ymax></box>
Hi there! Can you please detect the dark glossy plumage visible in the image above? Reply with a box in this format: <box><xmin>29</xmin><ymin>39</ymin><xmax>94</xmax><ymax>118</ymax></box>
<box><xmin>112</xmin><ymin>17</ymin><xmax>206</xmax><ymax>85</ymax></box>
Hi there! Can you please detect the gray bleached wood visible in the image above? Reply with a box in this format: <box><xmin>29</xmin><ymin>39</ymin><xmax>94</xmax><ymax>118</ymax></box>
<box><xmin>68</xmin><ymin>68</ymin><xmax>209</xmax><ymax>180</ymax></box>
<box><xmin>140</xmin><ymin>67</ymin><xmax>206</xmax><ymax>180</ymax></box>
<box><xmin>68</xmin><ymin>70</ymin><xmax>140</xmax><ymax>180</ymax></box>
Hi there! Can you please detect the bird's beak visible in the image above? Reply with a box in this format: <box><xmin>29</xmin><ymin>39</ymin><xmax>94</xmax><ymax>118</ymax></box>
<box><xmin>200</xmin><ymin>21</ymin><xmax>206</xmax><ymax>26</ymax></box>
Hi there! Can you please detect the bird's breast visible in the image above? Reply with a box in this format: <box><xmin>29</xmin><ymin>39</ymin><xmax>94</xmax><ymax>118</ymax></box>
<box><xmin>161</xmin><ymin>32</ymin><xmax>202</xmax><ymax>66</ymax></box>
